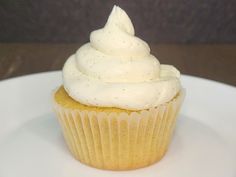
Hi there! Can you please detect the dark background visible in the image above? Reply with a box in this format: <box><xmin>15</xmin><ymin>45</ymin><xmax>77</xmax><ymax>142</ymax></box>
<box><xmin>0</xmin><ymin>0</ymin><xmax>236</xmax><ymax>86</ymax></box>
<box><xmin>0</xmin><ymin>0</ymin><xmax>236</xmax><ymax>43</ymax></box>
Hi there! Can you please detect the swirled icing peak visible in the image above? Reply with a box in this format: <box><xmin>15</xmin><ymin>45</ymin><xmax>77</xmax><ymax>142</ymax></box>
<box><xmin>90</xmin><ymin>5</ymin><xmax>150</xmax><ymax>57</ymax></box>
<box><xmin>62</xmin><ymin>5</ymin><xmax>181</xmax><ymax>110</ymax></box>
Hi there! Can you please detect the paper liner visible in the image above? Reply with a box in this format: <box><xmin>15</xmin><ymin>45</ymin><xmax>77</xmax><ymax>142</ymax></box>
<box><xmin>53</xmin><ymin>90</ymin><xmax>184</xmax><ymax>170</ymax></box>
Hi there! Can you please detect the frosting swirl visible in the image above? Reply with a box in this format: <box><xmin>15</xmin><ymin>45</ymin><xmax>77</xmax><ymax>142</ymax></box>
<box><xmin>63</xmin><ymin>5</ymin><xmax>181</xmax><ymax>110</ymax></box>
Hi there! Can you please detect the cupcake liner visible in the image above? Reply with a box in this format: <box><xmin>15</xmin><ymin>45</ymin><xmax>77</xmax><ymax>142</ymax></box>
<box><xmin>53</xmin><ymin>90</ymin><xmax>184</xmax><ymax>170</ymax></box>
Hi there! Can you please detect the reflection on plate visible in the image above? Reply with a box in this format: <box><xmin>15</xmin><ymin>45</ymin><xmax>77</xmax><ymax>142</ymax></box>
<box><xmin>0</xmin><ymin>72</ymin><xmax>235</xmax><ymax>177</ymax></box>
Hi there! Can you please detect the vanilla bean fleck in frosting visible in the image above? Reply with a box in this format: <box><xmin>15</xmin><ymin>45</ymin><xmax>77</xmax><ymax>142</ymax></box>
<box><xmin>63</xmin><ymin>5</ymin><xmax>181</xmax><ymax>110</ymax></box>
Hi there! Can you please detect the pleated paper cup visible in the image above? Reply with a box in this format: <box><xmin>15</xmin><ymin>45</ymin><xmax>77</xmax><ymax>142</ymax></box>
<box><xmin>53</xmin><ymin>90</ymin><xmax>184</xmax><ymax>170</ymax></box>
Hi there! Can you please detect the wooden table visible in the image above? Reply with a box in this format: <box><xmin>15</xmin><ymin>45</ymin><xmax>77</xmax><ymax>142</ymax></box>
<box><xmin>0</xmin><ymin>43</ymin><xmax>236</xmax><ymax>86</ymax></box>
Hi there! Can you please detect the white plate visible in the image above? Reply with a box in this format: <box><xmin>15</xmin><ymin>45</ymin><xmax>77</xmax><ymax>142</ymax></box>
<box><xmin>0</xmin><ymin>71</ymin><xmax>236</xmax><ymax>177</ymax></box>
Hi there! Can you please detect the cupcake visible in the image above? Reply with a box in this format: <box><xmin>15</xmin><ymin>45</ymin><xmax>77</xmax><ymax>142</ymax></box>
<box><xmin>53</xmin><ymin>5</ymin><xmax>184</xmax><ymax>170</ymax></box>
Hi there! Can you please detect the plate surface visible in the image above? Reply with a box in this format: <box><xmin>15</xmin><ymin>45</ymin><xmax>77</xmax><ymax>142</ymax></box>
<box><xmin>0</xmin><ymin>72</ymin><xmax>236</xmax><ymax>177</ymax></box>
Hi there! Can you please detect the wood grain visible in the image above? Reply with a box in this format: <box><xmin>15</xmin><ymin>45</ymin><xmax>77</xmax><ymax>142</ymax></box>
<box><xmin>0</xmin><ymin>43</ymin><xmax>236</xmax><ymax>86</ymax></box>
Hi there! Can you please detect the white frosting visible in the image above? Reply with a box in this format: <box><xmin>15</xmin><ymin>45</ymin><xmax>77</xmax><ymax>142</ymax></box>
<box><xmin>63</xmin><ymin>5</ymin><xmax>181</xmax><ymax>110</ymax></box>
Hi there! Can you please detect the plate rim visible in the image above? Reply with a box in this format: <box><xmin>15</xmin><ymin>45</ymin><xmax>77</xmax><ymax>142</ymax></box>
<box><xmin>0</xmin><ymin>71</ymin><xmax>235</xmax><ymax>90</ymax></box>
<box><xmin>0</xmin><ymin>71</ymin><xmax>236</xmax><ymax>177</ymax></box>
